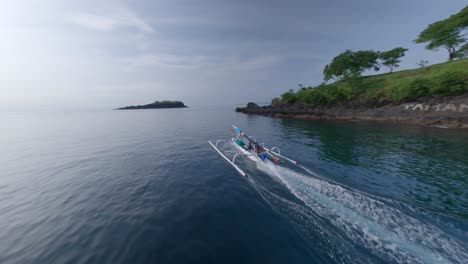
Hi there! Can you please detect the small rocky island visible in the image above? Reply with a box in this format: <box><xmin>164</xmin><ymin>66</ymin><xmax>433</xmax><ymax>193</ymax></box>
<box><xmin>117</xmin><ymin>100</ymin><xmax>187</xmax><ymax>110</ymax></box>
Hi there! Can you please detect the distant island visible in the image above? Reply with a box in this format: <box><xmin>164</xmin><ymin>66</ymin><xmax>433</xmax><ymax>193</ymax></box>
<box><xmin>117</xmin><ymin>100</ymin><xmax>188</xmax><ymax>110</ymax></box>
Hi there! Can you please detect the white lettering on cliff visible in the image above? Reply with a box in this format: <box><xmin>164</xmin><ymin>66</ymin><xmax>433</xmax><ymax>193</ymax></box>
<box><xmin>403</xmin><ymin>103</ymin><xmax>468</xmax><ymax>112</ymax></box>
<box><xmin>442</xmin><ymin>104</ymin><xmax>457</xmax><ymax>112</ymax></box>
<box><xmin>459</xmin><ymin>104</ymin><xmax>468</xmax><ymax>112</ymax></box>
<box><xmin>404</xmin><ymin>104</ymin><xmax>414</xmax><ymax>110</ymax></box>
<box><xmin>413</xmin><ymin>104</ymin><xmax>424</xmax><ymax>110</ymax></box>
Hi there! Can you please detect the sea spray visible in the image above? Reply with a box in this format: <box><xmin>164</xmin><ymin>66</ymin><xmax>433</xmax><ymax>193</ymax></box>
<box><xmin>253</xmin><ymin>160</ymin><xmax>468</xmax><ymax>264</ymax></box>
<box><xmin>251</xmin><ymin>182</ymin><xmax>379</xmax><ymax>263</ymax></box>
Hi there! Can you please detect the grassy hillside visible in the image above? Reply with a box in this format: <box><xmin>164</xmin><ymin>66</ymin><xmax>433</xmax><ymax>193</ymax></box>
<box><xmin>274</xmin><ymin>58</ymin><xmax>468</xmax><ymax>107</ymax></box>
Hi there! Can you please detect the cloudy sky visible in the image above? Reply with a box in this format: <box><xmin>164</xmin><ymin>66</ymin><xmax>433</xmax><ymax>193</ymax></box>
<box><xmin>0</xmin><ymin>0</ymin><xmax>466</xmax><ymax>109</ymax></box>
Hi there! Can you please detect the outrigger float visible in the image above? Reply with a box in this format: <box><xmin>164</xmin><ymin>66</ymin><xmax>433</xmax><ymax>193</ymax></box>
<box><xmin>209</xmin><ymin>126</ymin><xmax>299</xmax><ymax>177</ymax></box>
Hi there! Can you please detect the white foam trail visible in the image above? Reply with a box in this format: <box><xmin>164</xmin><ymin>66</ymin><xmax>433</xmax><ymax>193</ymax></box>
<box><xmin>252</xmin><ymin>182</ymin><xmax>368</xmax><ymax>263</ymax></box>
<box><xmin>255</xmin><ymin>161</ymin><xmax>468</xmax><ymax>264</ymax></box>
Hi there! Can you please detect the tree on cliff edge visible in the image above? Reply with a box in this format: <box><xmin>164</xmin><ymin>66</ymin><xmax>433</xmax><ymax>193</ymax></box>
<box><xmin>379</xmin><ymin>47</ymin><xmax>408</xmax><ymax>73</ymax></box>
<box><xmin>323</xmin><ymin>50</ymin><xmax>380</xmax><ymax>82</ymax></box>
<box><xmin>415</xmin><ymin>6</ymin><xmax>468</xmax><ymax>61</ymax></box>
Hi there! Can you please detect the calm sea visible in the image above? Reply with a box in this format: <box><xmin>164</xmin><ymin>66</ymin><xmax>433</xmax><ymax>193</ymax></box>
<box><xmin>1</xmin><ymin>107</ymin><xmax>467</xmax><ymax>263</ymax></box>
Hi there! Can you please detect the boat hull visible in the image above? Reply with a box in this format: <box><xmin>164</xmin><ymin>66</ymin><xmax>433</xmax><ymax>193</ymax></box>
<box><xmin>231</xmin><ymin>139</ymin><xmax>259</xmax><ymax>162</ymax></box>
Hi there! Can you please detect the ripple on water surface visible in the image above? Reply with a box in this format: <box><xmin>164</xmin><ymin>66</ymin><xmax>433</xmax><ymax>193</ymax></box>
<box><xmin>0</xmin><ymin>110</ymin><xmax>467</xmax><ymax>263</ymax></box>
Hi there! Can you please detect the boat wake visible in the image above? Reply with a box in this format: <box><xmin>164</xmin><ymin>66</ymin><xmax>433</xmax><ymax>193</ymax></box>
<box><xmin>249</xmin><ymin>160</ymin><xmax>468</xmax><ymax>264</ymax></box>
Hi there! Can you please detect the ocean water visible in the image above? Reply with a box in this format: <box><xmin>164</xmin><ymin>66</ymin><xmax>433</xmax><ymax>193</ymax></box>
<box><xmin>1</xmin><ymin>107</ymin><xmax>467</xmax><ymax>264</ymax></box>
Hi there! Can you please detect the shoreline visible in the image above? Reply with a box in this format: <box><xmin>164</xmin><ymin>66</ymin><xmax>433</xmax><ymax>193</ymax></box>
<box><xmin>235</xmin><ymin>93</ymin><xmax>468</xmax><ymax>128</ymax></box>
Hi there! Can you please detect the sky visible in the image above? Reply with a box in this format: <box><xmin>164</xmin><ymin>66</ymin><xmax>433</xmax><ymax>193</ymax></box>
<box><xmin>0</xmin><ymin>0</ymin><xmax>466</xmax><ymax>109</ymax></box>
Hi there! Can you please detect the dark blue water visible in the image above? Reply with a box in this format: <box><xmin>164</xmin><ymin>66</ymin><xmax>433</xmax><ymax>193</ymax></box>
<box><xmin>1</xmin><ymin>108</ymin><xmax>467</xmax><ymax>263</ymax></box>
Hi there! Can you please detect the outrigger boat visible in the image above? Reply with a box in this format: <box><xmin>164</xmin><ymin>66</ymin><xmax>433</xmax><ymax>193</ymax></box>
<box><xmin>208</xmin><ymin>125</ymin><xmax>299</xmax><ymax>177</ymax></box>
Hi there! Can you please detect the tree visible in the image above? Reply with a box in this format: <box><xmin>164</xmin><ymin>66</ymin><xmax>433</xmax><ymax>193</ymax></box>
<box><xmin>455</xmin><ymin>43</ymin><xmax>468</xmax><ymax>59</ymax></box>
<box><xmin>447</xmin><ymin>5</ymin><xmax>468</xmax><ymax>29</ymax></box>
<box><xmin>323</xmin><ymin>50</ymin><xmax>354</xmax><ymax>82</ymax></box>
<box><xmin>323</xmin><ymin>49</ymin><xmax>380</xmax><ymax>82</ymax></box>
<box><xmin>379</xmin><ymin>47</ymin><xmax>408</xmax><ymax>72</ymax></box>
<box><xmin>415</xmin><ymin>6</ymin><xmax>468</xmax><ymax>61</ymax></box>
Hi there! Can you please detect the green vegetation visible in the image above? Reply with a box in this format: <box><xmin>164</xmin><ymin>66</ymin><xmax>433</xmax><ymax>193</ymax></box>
<box><xmin>273</xmin><ymin>58</ymin><xmax>468</xmax><ymax>106</ymax></box>
<box><xmin>323</xmin><ymin>48</ymin><xmax>407</xmax><ymax>84</ymax></box>
<box><xmin>380</xmin><ymin>47</ymin><xmax>408</xmax><ymax>73</ymax></box>
<box><xmin>323</xmin><ymin>50</ymin><xmax>380</xmax><ymax>82</ymax></box>
<box><xmin>272</xmin><ymin>6</ymin><xmax>468</xmax><ymax>107</ymax></box>
<box><xmin>117</xmin><ymin>100</ymin><xmax>187</xmax><ymax>110</ymax></box>
<box><xmin>415</xmin><ymin>6</ymin><xmax>468</xmax><ymax>61</ymax></box>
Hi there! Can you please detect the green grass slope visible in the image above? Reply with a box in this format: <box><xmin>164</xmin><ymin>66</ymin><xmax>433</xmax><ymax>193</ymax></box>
<box><xmin>275</xmin><ymin>58</ymin><xmax>468</xmax><ymax>107</ymax></box>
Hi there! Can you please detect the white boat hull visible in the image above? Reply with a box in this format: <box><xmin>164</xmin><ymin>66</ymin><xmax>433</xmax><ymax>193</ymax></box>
<box><xmin>208</xmin><ymin>126</ymin><xmax>299</xmax><ymax>177</ymax></box>
<box><xmin>231</xmin><ymin>139</ymin><xmax>259</xmax><ymax>162</ymax></box>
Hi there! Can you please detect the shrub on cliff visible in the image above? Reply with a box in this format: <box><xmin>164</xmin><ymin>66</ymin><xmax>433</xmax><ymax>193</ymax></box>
<box><xmin>293</xmin><ymin>84</ymin><xmax>351</xmax><ymax>106</ymax></box>
<box><xmin>407</xmin><ymin>78</ymin><xmax>433</xmax><ymax>98</ymax></box>
<box><xmin>388</xmin><ymin>71</ymin><xmax>467</xmax><ymax>100</ymax></box>
<box><xmin>431</xmin><ymin>71</ymin><xmax>467</xmax><ymax>95</ymax></box>
<box><xmin>302</xmin><ymin>89</ymin><xmax>328</xmax><ymax>105</ymax></box>
<box><xmin>271</xmin><ymin>97</ymin><xmax>282</xmax><ymax>106</ymax></box>
<box><xmin>322</xmin><ymin>84</ymin><xmax>350</xmax><ymax>102</ymax></box>
<box><xmin>280</xmin><ymin>89</ymin><xmax>297</xmax><ymax>103</ymax></box>
<box><xmin>295</xmin><ymin>88</ymin><xmax>311</xmax><ymax>102</ymax></box>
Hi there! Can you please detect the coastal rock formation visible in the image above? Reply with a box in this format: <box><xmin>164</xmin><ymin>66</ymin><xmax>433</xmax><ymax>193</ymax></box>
<box><xmin>117</xmin><ymin>100</ymin><xmax>187</xmax><ymax>110</ymax></box>
<box><xmin>235</xmin><ymin>93</ymin><xmax>468</xmax><ymax>128</ymax></box>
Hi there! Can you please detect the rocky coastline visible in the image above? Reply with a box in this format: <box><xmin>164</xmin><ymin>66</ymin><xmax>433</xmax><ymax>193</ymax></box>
<box><xmin>235</xmin><ymin>93</ymin><xmax>468</xmax><ymax>128</ymax></box>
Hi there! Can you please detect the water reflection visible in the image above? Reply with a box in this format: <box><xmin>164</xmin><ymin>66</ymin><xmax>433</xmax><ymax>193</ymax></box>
<box><xmin>275</xmin><ymin>118</ymin><xmax>468</xmax><ymax>219</ymax></box>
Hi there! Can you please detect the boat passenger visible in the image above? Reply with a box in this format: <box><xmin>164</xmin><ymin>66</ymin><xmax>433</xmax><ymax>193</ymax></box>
<box><xmin>255</xmin><ymin>144</ymin><xmax>264</xmax><ymax>154</ymax></box>
<box><xmin>246</xmin><ymin>142</ymin><xmax>253</xmax><ymax>151</ymax></box>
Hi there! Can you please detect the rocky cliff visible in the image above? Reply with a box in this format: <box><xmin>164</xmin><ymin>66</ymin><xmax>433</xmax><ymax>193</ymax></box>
<box><xmin>236</xmin><ymin>93</ymin><xmax>468</xmax><ymax>128</ymax></box>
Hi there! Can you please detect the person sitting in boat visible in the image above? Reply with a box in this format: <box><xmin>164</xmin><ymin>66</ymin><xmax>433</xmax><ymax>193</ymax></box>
<box><xmin>255</xmin><ymin>143</ymin><xmax>265</xmax><ymax>154</ymax></box>
<box><xmin>246</xmin><ymin>142</ymin><xmax>253</xmax><ymax>151</ymax></box>
<box><xmin>273</xmin><ymin>155</ymin><xmax>280</xmax><ymax>164</ymax></box>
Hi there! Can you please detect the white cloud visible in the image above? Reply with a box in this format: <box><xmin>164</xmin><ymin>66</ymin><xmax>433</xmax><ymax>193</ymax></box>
<box><xmin>120</xmin><ymin>54</ymin><xmax>203</xmax><ymax>70</ymax></box>
<box><xmin>119</xmin><ymin>53</ymin><xmax>282</xmax><ymax>72</ymax></box>
<box><xmin>1</xmin><ymin>0</ymin><xmax>463</xmax><ymax>109</ymax></box>
<box><xmin>69</xmin><ymin>6</ymin><xmax>153</xmax><ymax>33</ymax></box>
